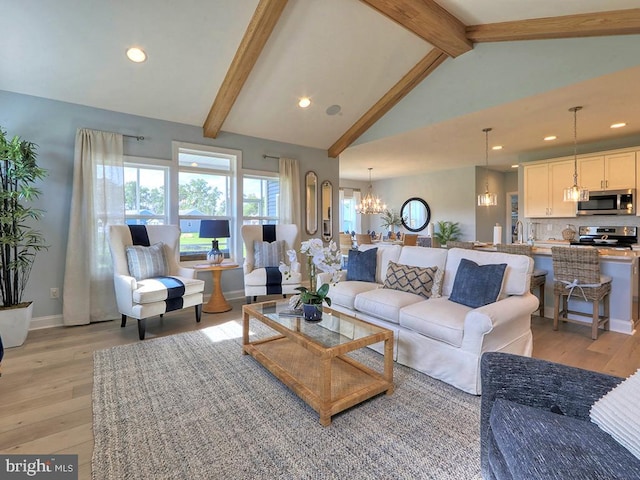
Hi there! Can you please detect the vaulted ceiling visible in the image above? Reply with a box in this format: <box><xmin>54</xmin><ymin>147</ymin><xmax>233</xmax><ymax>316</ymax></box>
<box><xmin>2</xmin><ymin>0</ymin><xmax>640</xmax><ymax>180</ymax></box>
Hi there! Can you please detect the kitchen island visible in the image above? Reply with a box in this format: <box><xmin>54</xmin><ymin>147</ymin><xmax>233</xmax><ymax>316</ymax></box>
<box><xmin>476</xmin><ymin>242</ymin><xmax>638</xmax><ymax>335</ymax></box>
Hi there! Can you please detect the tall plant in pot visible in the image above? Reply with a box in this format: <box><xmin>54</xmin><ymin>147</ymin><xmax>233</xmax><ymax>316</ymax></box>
<box><xmin>0</xmin><ymin>128</ymin><xmax>47</xmax><ymax>347</ymax></box>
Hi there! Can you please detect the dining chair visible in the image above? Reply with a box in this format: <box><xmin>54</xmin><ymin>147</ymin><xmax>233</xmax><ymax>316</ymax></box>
<box><xmin>496</xmin><ymin>243</ymin><xmax>547</xmax><ymax>317</ymax></box>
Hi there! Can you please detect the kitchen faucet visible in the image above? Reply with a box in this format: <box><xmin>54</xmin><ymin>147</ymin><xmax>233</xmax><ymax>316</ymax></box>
<box><xmin>515</xmin><ymin>220</ymin><xmax>524</xmax><ymax>244</ymax></box>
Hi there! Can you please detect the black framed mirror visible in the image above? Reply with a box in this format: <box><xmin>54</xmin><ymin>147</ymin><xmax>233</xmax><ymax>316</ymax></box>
<box><xmin>400</xmin><ymin>197</ymin><xmax>431</xmax><ymax>232</ymax></box>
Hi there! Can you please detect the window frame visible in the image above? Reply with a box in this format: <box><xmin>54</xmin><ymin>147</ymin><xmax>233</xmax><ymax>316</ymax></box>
<box><xmin>242</xmin><ymin>169</ymin><xmax>280</xmax><ymax>226</ymax></box>
<box><xmin>123</xmin><ymin>156</ymin><xmax>170</xmax><ymax>226</ymax></box>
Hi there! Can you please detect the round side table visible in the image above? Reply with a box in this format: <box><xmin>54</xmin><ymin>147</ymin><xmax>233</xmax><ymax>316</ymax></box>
<box><xmin>194</xmin><ymin>263</ymin><xmax>238</xmax><ymax>313</ymax></box>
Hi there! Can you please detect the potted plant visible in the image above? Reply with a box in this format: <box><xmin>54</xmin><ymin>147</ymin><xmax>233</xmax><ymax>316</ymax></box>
<box><xmin>380</xmin><ymin>209</ymin><xmax>405</xmax><ymax>239</ymax></box>
<box><xmin>281</xmin><ymin>238</ymin><xmax>342</xmax><ymax>321</ymax></box>
<box><xmin>433</xmin><ymin>220</ymin><xmax>461</xmax><ymax>247</ymax></box>
<box><xmin>0</xmin><ymin>128</ymin><xmax>47</xmax><ymax>347</ymax></box>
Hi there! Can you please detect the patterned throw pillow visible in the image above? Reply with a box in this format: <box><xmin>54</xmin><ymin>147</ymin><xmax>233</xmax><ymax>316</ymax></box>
<box><xmin>430</xmin><ymin>268</ymin><xmax>445</xmax><ymax>298</ymax></box>
<box><xmin>126</xmin><ymin>242</ymin><xmax>169</xmax><ymax>281</ymax></box>
<box><xmin>383</xmin><ymin>261</ymin><xmax>438</xmax><ymax>298</ymax></box>
<box><xmin>449</xmin><ymin>258</ymin><xmax>507</xmax><ymax>308</ymax></box>
<box><xmin>254</xmin><ymin>240</ymin><xmax>285</xmax><ymax>268</ymax></box>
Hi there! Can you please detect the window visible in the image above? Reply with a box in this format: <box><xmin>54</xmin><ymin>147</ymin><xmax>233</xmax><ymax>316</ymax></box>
<box><xmin>173</xmin><ymin>143</ymin><xmax>237</xmax><ymax>259</ymax></box>
<box><xmin>124</xmin><ymin>160</ymin><xmax>168</xmax><ymax>226</ymax></box>
<box><xmin>242</xmin><ymin>172</ymin><xmax>280</xmax><ymax>226</ymax></box>
<box><xmin>339</xmin><ymin>188</ymin><xmax>361</xmax><ymax>234</ymax></box>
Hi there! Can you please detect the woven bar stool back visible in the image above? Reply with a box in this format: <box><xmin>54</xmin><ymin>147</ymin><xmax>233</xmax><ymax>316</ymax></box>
<box><xmin>496</xmin><ymin>244</ymin><xmax>547</xmax><ymax>317</ymax></box>
<box><xmin>551</xmin><ymin>246</ymin><xmax>612</xmax><ymax>339</ymax></box>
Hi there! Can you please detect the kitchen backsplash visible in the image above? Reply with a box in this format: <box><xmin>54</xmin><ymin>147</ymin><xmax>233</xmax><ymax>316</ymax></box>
<box><xmin>524</xmin><ymin>216</ymin><xmax>640</xmax><ymax>241</ymax></box>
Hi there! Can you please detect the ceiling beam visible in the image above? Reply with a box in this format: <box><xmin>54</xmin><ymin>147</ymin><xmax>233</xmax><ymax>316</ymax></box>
<box><xmin>203</xmin><ymin>0</ymin><xmax>288</xmax><ymax>138</ymax></box>
<box><xmin>359</xmin><ymin>0</ymin><xmax>472</xmax><ymax>58</ymax></box>
<box><xmin>467</xmin><ymin>8</ymin><xmax>640</xmax><ymax>43</ymax></box>
<box><xmin>328</xmin><ymin>49</ymin><xmax>447</xmax><ymax>159</ymax></box>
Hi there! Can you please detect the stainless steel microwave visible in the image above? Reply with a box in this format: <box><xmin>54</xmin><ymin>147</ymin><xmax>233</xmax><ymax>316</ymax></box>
<box><xmin>576</xmin><ymin>189</ymin><xmax>635</xmax><ymax>215</ymax></box>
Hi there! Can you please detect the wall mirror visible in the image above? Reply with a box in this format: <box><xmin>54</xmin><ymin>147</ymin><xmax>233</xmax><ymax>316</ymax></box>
<box><xmin>305</xmin><ymin>171</ymin><xmax>318</xmax><ymax>235</ymax></box>
<box><xmin>321</xmin><ymin>180</ymin><xmax>333</xmax><ymax>241</ymax></box>
<box><xmin>400</xmin><ymin>197</ymin><xmax>431</xmax><ymax>232</ymax></box>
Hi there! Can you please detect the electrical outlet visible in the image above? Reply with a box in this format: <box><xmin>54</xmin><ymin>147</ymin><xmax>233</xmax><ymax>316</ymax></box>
<box><xmin>50</xmin><ymin>287</ymin><xmax>59</xmax><ymax>299</ymax></box>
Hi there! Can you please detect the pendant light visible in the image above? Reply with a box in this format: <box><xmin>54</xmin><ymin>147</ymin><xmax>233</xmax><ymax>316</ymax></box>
<box><xmin>477</xmin><ymin>127</ymin><xmax>497</xmax><ymax>207</ymax></box>
<box><xmin>563</xmin><ymin>106</ymin><xmax>589</xmax><ymax>202</ymax></box>
<box><xmin>356</xmin><ymin>168</ymin><xmax>387</xmax><ymax>215</ymax></box>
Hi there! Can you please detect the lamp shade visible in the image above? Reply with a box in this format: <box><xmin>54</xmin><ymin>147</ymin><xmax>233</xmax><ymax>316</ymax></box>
<box><xmin>199</xmin><ymin>219</ymin><xmax>230</xmax><ymax>239</ymax></box>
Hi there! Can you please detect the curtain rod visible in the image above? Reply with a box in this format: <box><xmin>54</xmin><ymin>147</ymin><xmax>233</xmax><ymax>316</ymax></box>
<box><xmin>262</xmin><ymin>154</ymin><xmax>279</xmax><ymax>160</ymax></box>
<box><xmin>123</xmin><ymin>134</ymin><xmax>145</xmax><ymax>141</ymax></box>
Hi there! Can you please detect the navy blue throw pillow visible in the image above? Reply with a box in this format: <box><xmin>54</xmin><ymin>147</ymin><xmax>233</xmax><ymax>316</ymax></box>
<box><xmin>346</xmin><ymin>248</ymin><xmax>377</xmax><ymax>282</ymax></box>
<box><xmin>449</xmin><ymin>258</ymin><xmax>507</xmax><ymax>308</ymax></box>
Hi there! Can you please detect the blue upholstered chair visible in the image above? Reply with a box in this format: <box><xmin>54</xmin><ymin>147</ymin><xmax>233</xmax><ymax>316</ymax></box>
<box><xmin>108</xmin><ymin>225</ymin><xmax>205</xmax><ymax>340</ymax></box>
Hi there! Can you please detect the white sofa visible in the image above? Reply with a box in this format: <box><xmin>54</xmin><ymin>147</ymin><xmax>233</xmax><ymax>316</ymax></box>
<box><xmin>319</xmin><ymin>245</ymin><xmax>539</xmax><ymax>394</ymax></box>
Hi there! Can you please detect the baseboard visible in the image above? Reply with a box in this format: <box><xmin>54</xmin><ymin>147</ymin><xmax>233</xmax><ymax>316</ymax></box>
<box><xmin>29</xmin><ymin>289</ymin><xmax>249</xmax><ymax>331</ymax></box>
<box><xmin>30</xmin><ymin>314</ymin><xmax>64</xmax><ymax>330</ymax></box>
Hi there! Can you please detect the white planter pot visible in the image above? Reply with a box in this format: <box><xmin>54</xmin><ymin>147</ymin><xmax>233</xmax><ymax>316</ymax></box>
<box><xmin>0</xmin><ymin>302</ymin><xmax>33</xmax><ymax>348</ymax></box>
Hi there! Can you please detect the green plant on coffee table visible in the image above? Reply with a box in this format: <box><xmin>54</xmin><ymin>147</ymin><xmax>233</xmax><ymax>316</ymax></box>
<box><xmin>433</xmin><ymin>220</ymin><xmax>461</xmax><ymax>247</ymax></box>
<box><xmin>281</xmin><ymin>238</ymin><xmax>341</xmax><ymax>312</ymax></box>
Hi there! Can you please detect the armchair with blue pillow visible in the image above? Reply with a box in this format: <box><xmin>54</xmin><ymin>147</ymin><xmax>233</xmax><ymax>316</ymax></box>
<box><xmin>481</xmin><ymin>352</ymin><xmax>640</xmax><ymax>480</ymax></box>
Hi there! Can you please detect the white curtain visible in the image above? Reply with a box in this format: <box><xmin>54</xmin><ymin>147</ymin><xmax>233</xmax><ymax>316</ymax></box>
<box><xmin>62</xmin><ymin>129</ymin><xmax>124</xmax><ymax>325</ymax></box>
<box><xmin>278</xmin><ymin>157</ymin><xmax>300</xmax><ymax>226</ymax></box>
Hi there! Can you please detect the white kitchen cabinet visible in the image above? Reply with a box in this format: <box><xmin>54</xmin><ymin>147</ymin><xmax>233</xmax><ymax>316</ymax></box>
<box><xmin>524</xmin><ymin>160</ymin><xmax>576</xmax><ymax>218</ymax></box>
<box><xmin>578</xmin><ymin>152</ymin><xmax>636</xmax><ymax>191</ymax></box>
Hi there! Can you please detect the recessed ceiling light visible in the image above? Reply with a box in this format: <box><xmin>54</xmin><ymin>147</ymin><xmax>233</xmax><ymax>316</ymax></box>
<box><xmin>492</xmin><ymin>145</ymin><xmax>503</xmax><ymax>150</ymax></box>
<box><xmin>298</xmin><ymin>97</ymin><xmax>311</xmax><ymax>108</ymax></box>
<box><xmin>544</xmin><ymin>135</ymin><xmax>557</xmax><ymax>141</ymax></box>
<box><xmin>126</xmin><ymin>47</ymin><xmax>147</xmax><ymax>63</ymax></box>
<box><xmin>610</xmin><ymin>122</ymin><xmax>627</xmax><ymax>129</ymax></box>
<box><xmin>511</xmin><ymin>164</ymin><xmax>519</xmax><ymax>168</ymax></box>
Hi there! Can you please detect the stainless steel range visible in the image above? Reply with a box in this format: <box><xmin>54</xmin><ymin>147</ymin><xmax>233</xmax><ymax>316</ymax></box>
<box><xmin>570</xmin><ymin>226</ymin><xmax>638</xmax><ymax>249</ymax></box>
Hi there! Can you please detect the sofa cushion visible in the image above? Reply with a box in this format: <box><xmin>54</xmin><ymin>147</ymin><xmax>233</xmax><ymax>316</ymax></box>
<box><xmin>449</xmin><ymin>258</ymin><xmax>507</xmax><ymax>308</ymax></box>
<box><xmin>253</xmin><ymin>240</ymin><xmax>285</xmax><ymax>268</ymax></box>
<box><xmin>383</xmin><ymin>261</ymin><xmax>437</xmax><ymax>298</ymax></box>
<box><xmin>399</xmin><ymin>297</ymin><xmax>471</xmax><ymax>347</ymax></box>
<box><xmin>590</xmin><ymin>368</ymin><xmax>640</xmax><ymax>460</ymax></box>
<box><xmin>490</xmin><ymin>399</ymin><xmax>640</xmax><ymax>480</ymax></box>
<box><xmin>354</xmin><ymin>288</ymin><xmax>424</xmax><ymax>324</ymax></box>
<box><xmin>347</xmin><ymin>248</ymin><xmax>377</xmax><ymax>282</ymax></box>
<box><xmin>359</xmin><ymin>244</ymin><xmax>402</xmax><ymax>283</ymax></box>
<box><xmin>443</xmin><ymin>248</ymin><xmax>532</xmax><ymax>297</ymax></box>
<box><xmin>126</xmin><ymin>242</ymin><xmax>169</xmax><ymax>281</ymax></box>
<box><xmin>329</xmin><ymin>281</ymin><xmax>380</xmax><ymax>310</ymax></box>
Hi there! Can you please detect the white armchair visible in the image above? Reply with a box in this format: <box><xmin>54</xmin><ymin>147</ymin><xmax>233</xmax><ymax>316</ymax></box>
<box><xmin>108</xmin><ymin>225</ymin><xmax>205</xmax><ymax>339</ymax></box>
<box><xmin>241</xmin><ymin>224</ymin><xmax>302</xmax><ymax>303</ymax></box>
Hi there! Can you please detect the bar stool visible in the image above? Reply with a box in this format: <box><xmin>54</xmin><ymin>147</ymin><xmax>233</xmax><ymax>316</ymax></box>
<box><xmin>496</xmin><ymin>244</ymin><xmax>547</xmax><ymax>317</ymax></box>
<box><xmin>551</xmin><ymin>246</ymin><xmax>611</xmax><ymax>340</ymax></box>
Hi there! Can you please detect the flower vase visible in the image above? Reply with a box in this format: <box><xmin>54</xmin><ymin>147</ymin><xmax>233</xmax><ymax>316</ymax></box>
<box><xmin>303</xmin><ymin>303</ymin><xmax>323</xmax><ymax>322</ymax></box>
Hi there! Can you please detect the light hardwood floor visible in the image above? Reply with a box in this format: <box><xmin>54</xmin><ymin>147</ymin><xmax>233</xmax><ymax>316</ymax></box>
<box><xmin>1</xmin><ymin>300</ymin><xmax>639</xmax><ymax>479</ymax></box>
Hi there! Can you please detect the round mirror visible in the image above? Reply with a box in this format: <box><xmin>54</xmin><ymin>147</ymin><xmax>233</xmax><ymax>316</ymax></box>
<box><xmin>400</xmin><ymin>197</ymin><xmax>431</xmax><ymax>232</ymax></box>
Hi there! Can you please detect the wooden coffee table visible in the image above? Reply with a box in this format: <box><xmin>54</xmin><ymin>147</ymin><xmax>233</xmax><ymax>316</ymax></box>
<box><xmin>242</xmin><ymin>301</ymin><xmax>394</xmax><ymax>426</ymax></box>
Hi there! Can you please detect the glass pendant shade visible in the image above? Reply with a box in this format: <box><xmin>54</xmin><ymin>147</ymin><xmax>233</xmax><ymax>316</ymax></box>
<box><xmin>477</xmin><ymin>127</ymin><xmax>497</xmax><ymax>207</ymax></box>
<box><xmin>478</xmin><ymin>191</ymin><xmax>498</xmax><ymax>207</ymax></box>
<box><xmin>564</xmin><ymin>106</ymin><xmax>588</xmax><ymax>203</ymax></box>
<box><xmin>356</xmin><ymin>168</ymin><xmax>387</xmax><ymax>214</ymax></box>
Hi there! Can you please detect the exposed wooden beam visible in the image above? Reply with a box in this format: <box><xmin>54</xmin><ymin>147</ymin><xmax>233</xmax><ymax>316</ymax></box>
<box><xmin>359</xmin><ymin>0</ymin><xmax>472</xmax><ymax>57</ymax></box>
<box><xmin>203</xmin><ymin>0</ymin><xmax>288</xmax><ymax>138</ymax></box>
<box><xmin>328</xmin><ymin>49</ymin><xmax>447</xmax><ymax>159</ymax></box>
<box><xmin>467</xmin><ymin>8</ymin><xmax>640</xmax><ymax>43</ymax></box>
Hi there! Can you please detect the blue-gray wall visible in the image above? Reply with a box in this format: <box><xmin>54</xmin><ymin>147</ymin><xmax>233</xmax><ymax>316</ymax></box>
<box><xmin>0</xmin><ymin>90</ymin><xmax>338</xmax><ymax>320</ymax></box>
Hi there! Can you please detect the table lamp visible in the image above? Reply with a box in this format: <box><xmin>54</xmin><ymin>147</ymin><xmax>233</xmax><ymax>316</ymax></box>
<box><xmin>199</xmin><ymin>219</ymin><xmax>230</xmax><ymax>264</ymax></box>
